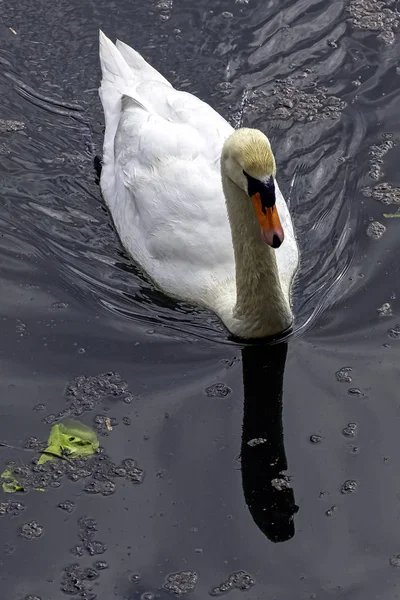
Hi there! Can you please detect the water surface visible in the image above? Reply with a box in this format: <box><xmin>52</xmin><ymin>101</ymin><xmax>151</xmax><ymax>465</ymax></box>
<box><xmin>1</xmin><ymin>0</ymin><xmax>400</xmax><ymax>598</ymax></box>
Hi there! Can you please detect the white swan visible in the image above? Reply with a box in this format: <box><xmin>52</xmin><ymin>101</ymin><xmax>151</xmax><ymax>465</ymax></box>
<box><xmin>98</xmin><ymin>31</ymin><xmax>299</xmax><ymax>338</ymax></box>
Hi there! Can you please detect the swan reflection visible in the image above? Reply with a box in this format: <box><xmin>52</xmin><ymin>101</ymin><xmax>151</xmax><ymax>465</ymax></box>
<box><xmin>240</xmin><ymin>341</ymin><xmax>298</xmax><ymax>543</ymax></box>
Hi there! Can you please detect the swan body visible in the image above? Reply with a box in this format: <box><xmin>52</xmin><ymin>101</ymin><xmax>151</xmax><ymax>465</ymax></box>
<box><xmin>98</xmin><ymin>31</ymin><xmax>299</xmax><ymax>338</ymax></box>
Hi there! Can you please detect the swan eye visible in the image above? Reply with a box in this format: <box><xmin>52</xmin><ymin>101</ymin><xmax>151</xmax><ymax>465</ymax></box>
<box><xmin>243</xmin><ymin>170</ymin><xmax>275</xmax><ymax>211</ymax></box>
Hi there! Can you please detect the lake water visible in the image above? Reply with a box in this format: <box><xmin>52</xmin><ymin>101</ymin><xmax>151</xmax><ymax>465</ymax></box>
<box><xmin>1</xmin><ymin>0</ymin><xmax>400</xmax><ymax>598</ymax></box>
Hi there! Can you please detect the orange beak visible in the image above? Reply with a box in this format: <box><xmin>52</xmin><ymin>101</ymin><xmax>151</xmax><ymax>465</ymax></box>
<box><xmin>251</xmin><ymin>192</ymin><xmax>284</xmax><ymax>249</ymax></box>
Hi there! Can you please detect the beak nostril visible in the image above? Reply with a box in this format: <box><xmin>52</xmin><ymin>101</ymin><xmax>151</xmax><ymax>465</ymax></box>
<box><xmin>272</xmin><ymin>234</ymin><xmax>282</xmax><ymax>249</ymax></box>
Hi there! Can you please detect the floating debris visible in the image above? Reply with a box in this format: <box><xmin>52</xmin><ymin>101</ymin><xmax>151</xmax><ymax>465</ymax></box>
<box><xmin>247</xmin><ymin>76</ymin><xmax>346</xmax><ymax>123</ymax></box>
<box><xmin>335</xmin><ymin>367</ymin><xmax>353</xmax><ymax>383</ymax></box>
<box><xmin>0</xmin><ymin>501</ymin><xmax>26</xmax><ymax>516</ymax></box>
<box><xmin>347</xmin><ymin>0</ymin><xmax>399</xmax><ymax>44</ymax></box>
<box><xmin>0</xmin><ymin>119</ymin><xmax>25</xmax><ymax>133</ymax></box>
<box><xmin>38</xmin><ymin>419</ymin><xmax>99</xmax><ymax>465</ymax></box>
<box><xmin>388</xmin><ymin>325</ymin><xmax>400</xmax><ymax>339</ymax></box>
<box><xmin>271</xmin><ymin>477</ymin><xmax>291</xmax><ymax>491</ymax></box>
<box><xmin>383</xmin><ymin>209</ymin><xmax>400</xmax><ymax>218</ymax></box>
<box><xmin>204</xmin><ymin>383</ymin><xmax>232</xmax><ymax>398</ymax></box>
<box><xmin>368</xmin><ymin>136</ymin><xmax>395</xmax><ymax>180</ymax></box>
<box><xmin>325</xmin><ymin>505</ymin><xmax>338</xmax><ymax>517</ymax></box>
<box><xmin>309</xmin><ymin>435</ymin><xmax>322</xmax><ymax>444</ymax></box>
<box><xmin>366</xmin><ymin>221</ymin><xmax>386</xmax><ymax>240</ymax></box>
<box><xmin>348</xmin><ymin>388</ymin><xmax>363</xmax><ymax>396</ymax></box>
<box><xmin>247</xmin><ymin>437</ymin><xmax>267</xmax><ymax>447</ymax></box>
<box><xmin>342</xmin><ymin>423</ymin><xmax>358</xmax><ymax>437</ymax></box>
<box><xmin>340</xmin><ymin>479</ymin><xmax>358</xmax><ymax>494</ymax></box>
<box><xmin>210</xmin><ymin>571</ymin><xmax>254</xmax><ymax>596</ymax></box>
<box><xmin>19</xmin><ymin>520</ymin><xmax>43</xmax><ymax>540</ymax></box>
<box><xmin>61</xmin><ymin>372</ymin><xmax>134</xmax><ymax>420</ymax></box>
<box><xmin>390</xmin><ymin>554</ymin><xmax>400</xmax><ymax>567</ymax></box>
<box><xmin>163</xmin><ymin>570</ymin><xmax>199</xmax><ymax>595</ymax></box>
<box><xmin>377</xmin><ymin>302</ymin><xmax>393</xmax><ymax>317</ymax></box>
<box><xmin>58</xmin><ymin>500</ymin><xmax>75</xmax><ymax>513</ymax></box>
<box><xmin>363</xmin><ymin>182</ymin><xmax>400</xmax><ymax>205</ymax></box>
<box><xmin>60</xmin><ymin>562</ymin><xmax>101</xmax><ymax>597</ymax></box>
<box><xmin>94</xmin><ymin>414</ymin><xmax>118</xmax><ymax>436</ymax></box>
<box><xmin>1</xmin><ymin>440</ymin><xmax>144</xmax><ymax>496</ymax></box>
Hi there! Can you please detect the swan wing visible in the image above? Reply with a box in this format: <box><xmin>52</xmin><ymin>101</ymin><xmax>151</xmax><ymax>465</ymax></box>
<box><xmin>99</xmin><ymin>31</ymin><xmax>235</xmax><ymax>303</ymax></box>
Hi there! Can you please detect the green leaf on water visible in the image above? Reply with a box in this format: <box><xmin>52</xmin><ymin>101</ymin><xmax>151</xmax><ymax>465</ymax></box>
<box><xmin>38</xmin><ymin>418</ymin><xmax>99</xmax><ymax>464</ymax></box>
<box><xmin>383</xmin><ymin>210</ymin><xmax>400</xmax><ymax>218</ymax></box>
<box><xmin>1</xmin><ymin>465</ymin><xmax>25</xmax><ymax>493</ymax></box>
<box><xmin>1</xmin><ymin>419</ymin><xmax>99</xmax><ymax>491</ymax></box>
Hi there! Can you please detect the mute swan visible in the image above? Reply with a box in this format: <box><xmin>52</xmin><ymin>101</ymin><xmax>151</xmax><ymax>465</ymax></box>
<box><xmin>98</xmin><ymin>31</ymin><xmax>299</xmax><ymax>338</ymax></box>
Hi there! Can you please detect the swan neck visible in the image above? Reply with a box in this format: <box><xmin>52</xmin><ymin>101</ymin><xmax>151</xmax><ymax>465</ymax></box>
<box><xmin>221</xmin><ymin>172</ymin><xmax>292</xmax><ymax>337</ymax></box>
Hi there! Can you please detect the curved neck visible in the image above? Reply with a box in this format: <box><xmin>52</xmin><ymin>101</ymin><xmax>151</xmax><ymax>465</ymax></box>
<box><xmin>221</xmin><ymin>173</ymin><xmax>292</xmax><ymax>338</ymax></box>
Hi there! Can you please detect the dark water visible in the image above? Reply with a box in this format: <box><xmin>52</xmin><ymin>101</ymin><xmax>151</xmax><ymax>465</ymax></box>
<box><xmin>1</xmin><ymin>0</ymin><xmax>400</xmax><ymax>597</ymax></box>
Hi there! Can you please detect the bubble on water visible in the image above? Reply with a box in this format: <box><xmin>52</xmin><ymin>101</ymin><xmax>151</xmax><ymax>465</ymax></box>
<box><xmin>342</xmin><ymin>423</ymin><xmax>358</xmax><ymax>437</ymax></box>
<box><xmin>309</xmin><ymin>435</ymin><xmax>322</xmax><ymax>444</ymax></box>
<box><xmin>0</xmin><ymin>119</ymin><xmax>25</xmax><ymax>133</ymax></box>
<box><xmin>94</xmin><ymin>560</ymin><xmax>109</xmax><ymax>570</ymax></box>
<box><xmin>73</xmin><ymin>516</ymin><xmax>108</xmax><ymax>559</ymax></box>
<box><xmin>366</xmin><ymin>221</ymin><xmax>386</xmax><ymax>240</ymax></box>
<box><xmin>163</xmin><ymin>570</ymin><xmax>198</xmax><ymax>595</ymax></box>
<box><xmin>58</xmin><ymin>500</ymin><xmax>75</xmax><ymax>513</ymax></box>
<box><xmin>244</xmin><ymin>75</ymin><xmax>345</xmax><ymax>124</ymax></box>
<box><xmin>33</xmin><ymin>403</ymin><xmax>46</xmax><ymax>412</ymax></box>
<box><xmin>122</xmin><ymin>416</ymin><xmax>131</xmax><ymax>425</ymax></box>
<box><xmin>130</xmin><ymin>572</ymin><xmax>141</xmax><ymax>583</ymax></box>
<box><xmin>347</xmin><ymin>0</ymin><xmax>398</xmax><ymax>44</ymax></box>
<box><xmin>19</xmin><ymin>520</ymin><xmax>43</xmax><ymax>540</ymax></box>
<box><xmin>271</xmin><ymin>477</ymin><xmax>291</xmax><ymax>491</ymax></box>
<box><xmin>390</xmin><ymin>554</ymin><xmax>400</xmax><ymax>567</ymax></box>
<box><xmin>363</xmin><ymin>182</ymin><xmax>400</xmax><ymax>205</ymax></box>
<box><xmin>50</xmin><ymin>301</ymin><xmax>69</xmax><ymax>310</ymax></box>
<box><xmin>4</xmin><ymin>543</ymin><xmax>16</xmax><ymax>555</ymax></box>
<box><xmin>60</xmin><ymin>562</ymin><xmax>100</xmax><ymax>596</ymax></box>
<box><xmin>141</xmin><ymin>593</ymin><xmax>155</xmax><ymax>600</ymax></box>
<box><xmin>247</xmin><ymin>437</ymin><xmax>267</xmax><ymax>447</ymax></box>
<box><xmin>377</xmin><ymin>302</ymin><xmax>392</xmax><ymax>317</ymax></box>
<box><xmin>221</xmin><ymin>11</ymin><xmax>233</xmax><ymax>18</ymax></box>
<box><xmin>62</xmin><ymin>372</ymin><xmax>133</xmax><ymax>419</ymax></box>
<box><xmin>325</xmin><ymin>505</ymin><xmax>338</xmax><ymax>517</ymax></box>
<box><xmin>84</xmin><ymin>480</ymin><xmax>116</xmax><ymax>496</ymax></box>
<box><xmin>155</xmin><ymin>0</ymin><xmax>172</xmax><ymax>8</ymax></box>
<box><xmin>341</xmin><ymin>479</ymin><xmax>358</xmax><ymax>494</ymax></box>
<box><xmin>388</xmin><ymin>325</ymin><xmax>400</xmax><ymax>339</ymax></box>
<box><xmin>204</xmin><ymin>383</ymin><xmax>232</xmax><ymax>398</ymax></box>
<box><xmin>335</xmin><ymin>367</ymin><xmax>352</xmax><ymax>383</ymax></box>
<box><xmin>25</xmin><ymin>436</ymin><xmax>46</xmax><ymax>451</ymax></box>
<box><xmin>0</xmin><ymin>501</ymin><xmax>26</xmax><ymax>516</ymax></box>
<box><xmin>366</xmin><ymin>137</ymin><xmax>395</xmax><ymax>180</ymax></box>
<box><xmin>24</xmin><ymin>595</ymin><xmax>42</xmax><ymax>600</ymax></box>
<box><xmin>71</xmin><ymin>545</ymin><xmax>85</xmax><ymax>557</ymax></box>
<box><xmin>210</xmin><ymin>571</ymin><xmax>254</xmax><ymax>596</ymax></box>
<box><xmin>16</xmin><ymin>319</ymin><xmax>27</xmax><ymax>335</ymax></box>
<box><xmin>220</xmin><ymin>356</ymin><xmax>239</xmax><ymax>368</ymax></box>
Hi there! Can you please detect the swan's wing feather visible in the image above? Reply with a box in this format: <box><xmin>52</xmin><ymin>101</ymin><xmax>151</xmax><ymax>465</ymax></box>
<box><xmin>99</xmin><ymin>32</ymin><xmax>235</xmax><ymax>300</ymax></box>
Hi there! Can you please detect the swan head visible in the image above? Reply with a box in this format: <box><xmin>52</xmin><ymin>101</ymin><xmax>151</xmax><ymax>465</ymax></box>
<box><xmin>222</xmin><ymin>128</ymin><xmax>284</xmax><ymax>249</ymax></box>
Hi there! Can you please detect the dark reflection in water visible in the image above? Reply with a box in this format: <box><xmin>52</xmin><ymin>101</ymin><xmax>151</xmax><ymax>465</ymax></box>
<box><xmin>241</xmin><ymin>341</ymin><xmax>298</xmax><ymax>543</ymax></box>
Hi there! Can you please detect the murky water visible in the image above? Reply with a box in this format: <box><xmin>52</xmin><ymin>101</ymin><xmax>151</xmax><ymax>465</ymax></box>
<box><xmin>1</xmin><ymin>0</ymin><xmax>400</xmax><ymax>597</ymax></box>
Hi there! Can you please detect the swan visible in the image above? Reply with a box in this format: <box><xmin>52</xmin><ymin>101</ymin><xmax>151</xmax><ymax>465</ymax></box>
<box><xmin>98</xmin><ymin>31</ymin><xmax>299</xmax><ymax>338</ymax></box>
